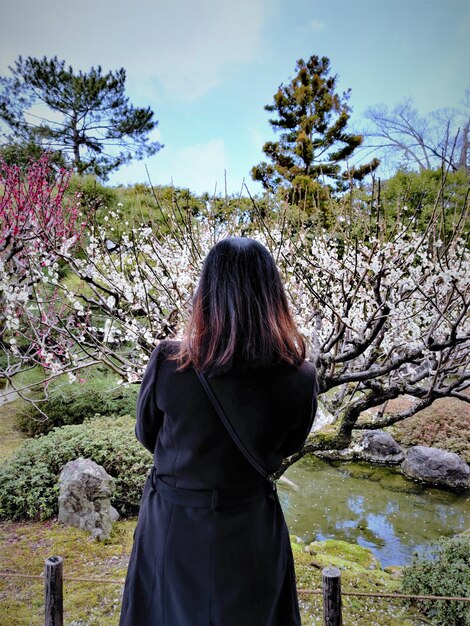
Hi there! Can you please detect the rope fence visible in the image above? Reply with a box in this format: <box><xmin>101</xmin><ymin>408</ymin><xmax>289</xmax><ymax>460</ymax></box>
<box><xmin>1</xmin><ymin>569</ymin><xmax>470</xmax><ymax>602</ymax></box>
<box><xmin>1</xmin><ymin>561</ymin><xmax>469</xmax><ymax>626</ymax></box>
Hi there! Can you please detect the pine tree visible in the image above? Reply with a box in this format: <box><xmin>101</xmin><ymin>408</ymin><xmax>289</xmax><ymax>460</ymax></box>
<box><xmin>0</xmin><ymin>56</ymin><xmax>162</xmax><ymax>179</ymax></box>
<box><xmin>252</xmin><ymin>55</ymin><xmax>379</xmax><ymax>194</ymax></box>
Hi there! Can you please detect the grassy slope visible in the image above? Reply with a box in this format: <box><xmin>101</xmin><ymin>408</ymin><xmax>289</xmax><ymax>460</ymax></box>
<box><xmin>0</xmin><ymin>402</ymin><xmax>25</xmax><ymax>461</ymax></box>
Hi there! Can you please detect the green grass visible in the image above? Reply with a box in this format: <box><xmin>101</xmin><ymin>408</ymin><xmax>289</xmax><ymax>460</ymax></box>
<box><xmin>4</xmin><ymin>368</ymin><xmax>45</xmax><ymax>401</ymax></box>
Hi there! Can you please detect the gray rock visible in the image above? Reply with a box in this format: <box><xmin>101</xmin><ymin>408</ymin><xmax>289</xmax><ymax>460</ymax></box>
<box><xmin>401</xmin><ymin>446</ymin><xmax>470</xmax><ymax>491</ymax></box>
<box><xmin>58</xmin><ymin>457</ymin><xmax>119</xmax><ymax>540</ymax></box>
<box><xmin>315</xmin><ymin>430</ymin><xmax>405</xmax><ymax>464</ymax></box>
<box><xmin>350</xmin><ymin>430</ymin><xmax>405</xmax><ymax>464</ymax></box>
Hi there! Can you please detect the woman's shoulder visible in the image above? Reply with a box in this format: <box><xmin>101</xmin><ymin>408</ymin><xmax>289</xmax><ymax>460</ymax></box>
<box><xmin>275</xmin><ymin>356</ymin><xmax>315</xmax><ymax>376</ymax></box>
<box><xmin>143</xmin><ymin>341</ymin><xmax>182</xmax><ymax>381</ymax></box>
<box><xmin>244</xmin><ymin>358</ymin><xmax>316</xmax><ymax>389</ymax></box>
<box><xmin>145</xmin><ymin>339</ymin><xmax>181</xmax><ymax>364</ymax></box>
<box><xmin>298</xmin><ymin>358</ymin><xmax>316</xmax><ymax>377</ymax></box>
<box><xmin>157</xmin><ymin>339</ymin><xmax>181</xmax><ymax>352</ymax></box>
<box><xmin>278</xmin><ymin>358</ymin><xmax>317</xmax><ymax>395</ymax></box>
<box><xmin>154</xmin><ymin>339</ymin><xmax>181</xmax><ymax>363</ymax></box>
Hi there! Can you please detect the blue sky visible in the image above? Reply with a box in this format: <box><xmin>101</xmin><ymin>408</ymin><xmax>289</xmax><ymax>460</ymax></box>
<box><xmin>1</xmin><ymin>0</ymin><xmax>469</xmax><ymax>195</ymax></box>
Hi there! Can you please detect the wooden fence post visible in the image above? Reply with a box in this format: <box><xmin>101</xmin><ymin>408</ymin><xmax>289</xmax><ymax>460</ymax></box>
<box><xmin>322</xmin><ymin>566</ymin><xmax>342</xmax><ymax>626</ymax></box>
<box><xmin>44</xmin><ymin>556</ymin><xmax>63</xmax><ymax>626</ymax></box>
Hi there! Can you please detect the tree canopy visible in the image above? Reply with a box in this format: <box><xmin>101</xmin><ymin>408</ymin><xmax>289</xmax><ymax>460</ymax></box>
<box><xmin>251</xmin><ymin>55</ymin><xmax>379</xmax><ymax>194</ymax></box>
<box><xmin>362</xmin><ymin>98</ymin><xmax>470</xmax><ymax>173</ymax></box>
<box><xmin>0</xmin><ymin>56</ymin><xmax>162</xmax><ymax>179</ymax></box>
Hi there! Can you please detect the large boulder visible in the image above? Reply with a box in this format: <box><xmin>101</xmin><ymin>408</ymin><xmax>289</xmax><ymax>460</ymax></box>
<box><xmin>315</xmin><ymin>430</ymin><xmax>405</xmax><ymax>464</ymax></box>
<box><xmin>401</xmin><ymin>446</ymin><xmax>470</xmax><ymax>491</ymax></box>
<box><xmin>58</xmin><ymin>457</ymin><xmax>119</xmax><ymax>540</ymax></box>
<box><xmin>350</xmin><ymin>430</ymin><xmax>405</xmax><ymax>464</ymax></box>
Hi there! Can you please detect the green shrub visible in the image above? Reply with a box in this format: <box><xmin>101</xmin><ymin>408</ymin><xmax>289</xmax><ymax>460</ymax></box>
<box><xmin>16</xmin><ymin>384</ymin><xmax>139</xmax><ymax>436</ymax></box>
<box><xmin>391</xmin><ymin>400</ymin><xmax>470</xmax><ymax>463</ymax></box>
<box><xmin>402</xmin><ymin>535</ymin><xmax>470</xmax><ymax>626</ymax></box>
<box><xmin>0</xmin><ymin>414</ymin><xmax>152</xmax><ymax>520</ymax></box>
<box><xmin>67</xmin><ymin>173</ymin><xmax>118</xmax><ymax>213</ymax></box>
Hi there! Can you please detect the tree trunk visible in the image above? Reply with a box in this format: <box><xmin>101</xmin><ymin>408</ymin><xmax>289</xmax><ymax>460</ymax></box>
<box><xmin>458</xmin><ymin>118</ymin><xmax>469</xmax><ymax>171</ymax></box>
<box><xmin>71</xmin><ymin>114</ymin><xmax>82</xmax><ymax>173</ymax></box>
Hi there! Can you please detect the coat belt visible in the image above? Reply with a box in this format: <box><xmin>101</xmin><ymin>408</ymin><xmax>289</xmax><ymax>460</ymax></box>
<box><xmin>151</xmin><ymin>469</ymin><xmax>276</xmax><ymax>511</ymax></box>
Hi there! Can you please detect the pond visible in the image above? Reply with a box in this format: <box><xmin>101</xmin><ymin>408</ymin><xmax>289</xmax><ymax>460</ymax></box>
<box><xmin>281</xmin><ymin>455</ymin><xmax>470</xmax><ymax>567</ymax></box>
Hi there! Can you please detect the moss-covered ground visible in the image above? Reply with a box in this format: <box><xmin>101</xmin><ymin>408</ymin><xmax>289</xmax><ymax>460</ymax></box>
<box><xmin>0</xmin><ymin>519</ymin><xmax>431</xmax><ymax>626</ymax></box>
<box><xmin>0</xmin><ymin>519</ymin><xmax>133</xmax><ymax>626</ymax></box>
<box><xmin>294</xmin><ymin>539</ymin><xmax>429</xmax><ymax>625</ymax></box>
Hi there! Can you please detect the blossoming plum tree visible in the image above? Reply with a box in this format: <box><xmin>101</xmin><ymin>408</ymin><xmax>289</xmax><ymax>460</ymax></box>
<box><xmin>0</xmin><ymin>157</ymin><xmax>88</xmax><ymax>384</ymax></box>
<box><xmin>1</xmin><ymin>159</ymin><xmax>468</xmax><ymax>460</ymax></box>
<box><xmin>276</xmin><ymin>227</ymin><xmax>469</xmax><ymax>465</ymax></box>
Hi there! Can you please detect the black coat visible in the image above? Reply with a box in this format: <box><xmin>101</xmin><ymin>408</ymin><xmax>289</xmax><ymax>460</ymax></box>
<box><xmin>120</xmin><ymin>341</ymin><xmax>317</xmax><ymax>626</ymax></box>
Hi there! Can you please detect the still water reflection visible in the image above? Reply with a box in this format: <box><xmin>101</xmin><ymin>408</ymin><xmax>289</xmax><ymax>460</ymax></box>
<box><xmin>281</xmin><ymin>455</ymin><xmax>469</xmax><ymax>567</ymax></box>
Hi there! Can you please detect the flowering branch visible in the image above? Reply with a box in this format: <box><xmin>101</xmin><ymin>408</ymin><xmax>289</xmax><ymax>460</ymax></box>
<box><xmin>1</xmin><ymin>159</ymin><xmax>468</xmax><ymax>463</ymax></box>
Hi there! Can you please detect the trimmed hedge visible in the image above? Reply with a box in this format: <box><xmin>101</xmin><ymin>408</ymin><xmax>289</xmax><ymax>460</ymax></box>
<box><xmin>0</xmin><ymin>414</ymin><xmax>152</xmax><ymax>521</ymax></box>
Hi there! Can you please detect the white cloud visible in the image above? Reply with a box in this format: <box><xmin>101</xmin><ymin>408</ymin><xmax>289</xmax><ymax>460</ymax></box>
<box><xmin>108</xmin><ymin>138</ymin><xmax>229</xmax><ymax>195</ymax></box>
<box><xmin>165</xmin><ymin>138</ymin><xmax>229</xmax><ymax>193</ymax></box>
<box><xmin>248</xmin><ymin>125</ymin><xmax>266</xmax><ymax>150</ymax></box>
<box><xmin>0</xmin><ymin>0</ymin><xmax>268</xmax><ymax>102</ymax></box>
<box><xmin>309</xmin><ymin>19</ymin><xmax>325</xmax><ymax>31</ymax></box>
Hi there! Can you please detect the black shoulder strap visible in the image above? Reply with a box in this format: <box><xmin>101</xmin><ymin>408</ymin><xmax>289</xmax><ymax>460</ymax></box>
<box><xmin>196</xmin><ymin>370</ymin><xmax>269</xmax><ymax>480</ymax></box>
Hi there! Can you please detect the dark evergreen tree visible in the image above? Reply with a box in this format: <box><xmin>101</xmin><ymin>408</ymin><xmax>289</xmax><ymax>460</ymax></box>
<box><xmin>251</xmin><ymin>55</ymin><xmax>379</xmax><ymax>193</ymax></box>
<box><xmin>0</xmin><ymin>140</ymin><xmax>67</xmax><ymax>171</ymax></box>
<box><xmin>0</xmin><ymin>56</ymin><xmax>162</xmax><ymax>179</ymax></box>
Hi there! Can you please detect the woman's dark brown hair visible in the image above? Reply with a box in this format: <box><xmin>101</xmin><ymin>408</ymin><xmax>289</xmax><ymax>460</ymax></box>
<box><xmin>175</xmin><ymin>237</ymin><xmax>305</xmax><ymax>374</ymax></box>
